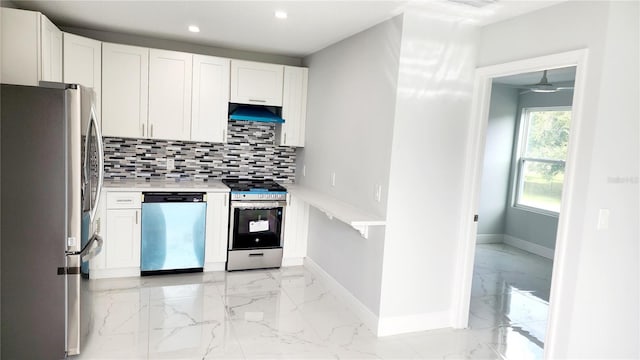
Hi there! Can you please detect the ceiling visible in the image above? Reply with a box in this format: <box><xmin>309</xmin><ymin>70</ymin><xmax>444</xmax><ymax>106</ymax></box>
<box><xmin>493</xmin><ymin>66</ymin><xmax>576</xmax><ymax>87</ymax></box>
<box><xmin>12</xmin><ymin>0</ymin><xmax>566</xmax><ymax>58</ymax></box>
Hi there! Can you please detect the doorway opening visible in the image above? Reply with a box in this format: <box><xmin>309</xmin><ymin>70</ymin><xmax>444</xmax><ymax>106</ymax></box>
<box><xmin>468</xmin><ymin>66</ymin><xmax>575</xmax><ymax>358</ymax></box>
<box><xmin>452</xmin><ymin>50</ymin><xmax>589</xmax><ymax>359</ymax></box>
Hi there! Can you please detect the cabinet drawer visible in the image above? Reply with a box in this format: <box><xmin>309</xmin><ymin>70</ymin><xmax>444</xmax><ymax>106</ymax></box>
<box><xmin>106</xmin><ymin>192</ymin><xmax>141</xmax><ymax>209</ymax></box>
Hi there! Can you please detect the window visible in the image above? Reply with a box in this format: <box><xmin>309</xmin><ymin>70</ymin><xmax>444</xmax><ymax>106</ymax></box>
<box><xmin>515</xmin><ymin>107</ymin><xmax>571</xmax><ymax>214</ymax></box>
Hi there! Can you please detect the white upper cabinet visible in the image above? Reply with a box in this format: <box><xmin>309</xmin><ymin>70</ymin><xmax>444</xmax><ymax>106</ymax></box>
<box><xmin>102</xmin><ymin>43</ymin><xmax>149</xmax><ymax>138</ymax></box>
<box><xmin>278</xmin><ymin>66</ymin><xmax>308</xmax><ymax>147</ymax></box>
<box><xmin>1</xmin><ymin>8</ymin><xmax>61</xmax><ymax>85</ymax></box>
<box><xmin>230</xmin><ymin>60</ymin><xmax>284</xmax><ymax>106</ymax></box>
<box><xmin>191</xmin><ymin>55</ymin><xmax>230</xmax><ymax>143</ymax></box>
<box><xmin>40</xmin><ymin>15</ymin><xmax>62</xmax><ymax>82</ymax></box>
<box><xmin>148</xmin><ymin>49</ymin><xmax>193</xmax><ymax>141</ymax></box>
<box><xmin>63</xmin><ymin>33</ymin><xmax>102</xmax><ymax>127</ymax></box>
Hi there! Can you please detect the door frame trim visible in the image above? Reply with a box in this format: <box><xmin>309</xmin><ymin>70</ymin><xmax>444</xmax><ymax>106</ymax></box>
<box><xmin>450</xmin><ymin>49</ymin><xmax>589</xmax><ymax>359</ymax></box>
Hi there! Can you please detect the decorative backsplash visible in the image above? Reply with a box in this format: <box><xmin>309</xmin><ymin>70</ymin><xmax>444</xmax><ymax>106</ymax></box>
<box><xmin>103</xmin><ymin>121</ymin><xmax>296</xmax><ymax>182</ymax></box>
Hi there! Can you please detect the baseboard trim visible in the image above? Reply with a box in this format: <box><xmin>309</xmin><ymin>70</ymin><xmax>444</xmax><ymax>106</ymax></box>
<box><xmin>90</xmin><ymin>267</ymin><xmax>139</xmax><ymax>279</ymax></box>
<box><xmin>204</xmin><ymin>262</ymin><xmax>226</xmax><ymax>272</ymax></box>
<box><xmin>504</xmin><ymin>235</ymin><xmax>555</xmax><ymax>259</ymax></box>
<box><xmin>476</xmin><ymin>234</ymin><xmax>504</xmax><ymax>244</ymax></box>
<box><xmin>304</xmin><ymin>257</ymin><xmax>380</xmax><ymax>335</ymax></box>
<box><xmin>377</xmin><ymin>311</ymin><xmax>451</xmax><ymax>336</ymax></box>
<box><xmin>282</xmin><ymin>257</ymin><xmax>304</xmax><ymax>267</ymax></box>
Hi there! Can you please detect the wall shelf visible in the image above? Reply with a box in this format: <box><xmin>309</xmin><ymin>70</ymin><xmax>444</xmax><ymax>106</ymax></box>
<box><xmin>286</xmin><ymin>185</ymin><xmax>386</xmax><ymax>239</ymax></box>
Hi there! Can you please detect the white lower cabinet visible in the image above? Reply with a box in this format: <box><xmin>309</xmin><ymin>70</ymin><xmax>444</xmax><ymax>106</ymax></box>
<box><xmin>204</xmin><ymin>192</ymin><xmax>229</xmax><ymax>271</ymax></box>
<box><xmin>91</xmin><ymin>189</ymin><xmax>232</xmax><ymax>277</ymax></box>
<box><xmin>90</xmin><ymin>191</ymin><xmax>141</xmax><ymax>279</ymax></box>
<box><xmin>105</xmin><ymin>209</ymin><xmax>141</xmax><ymax>268</ymax></box>
<box><xmin>282</xmin><ymin>194</ymin><xmax>309</xmax><ymax>266</ymax></box>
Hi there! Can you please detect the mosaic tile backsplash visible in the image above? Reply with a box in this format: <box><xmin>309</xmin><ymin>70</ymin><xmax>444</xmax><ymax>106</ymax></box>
<box><xmin>103</xmin><ymin>121</ymin><xmax>296</xmax><ymax>182</ymax></box>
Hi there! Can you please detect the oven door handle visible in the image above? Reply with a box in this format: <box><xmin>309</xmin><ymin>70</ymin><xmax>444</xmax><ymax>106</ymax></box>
<box><xmin>230</xmin><ymin>201</ymin><xmax>287</xmax><ymax>209</ymax></box>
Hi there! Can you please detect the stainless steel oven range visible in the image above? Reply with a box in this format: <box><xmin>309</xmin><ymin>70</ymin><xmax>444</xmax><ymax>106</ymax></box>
<box><xmin>222</xmin><ymin>179</ymin><xmax>287</xmax><ymax>271</ymax></box>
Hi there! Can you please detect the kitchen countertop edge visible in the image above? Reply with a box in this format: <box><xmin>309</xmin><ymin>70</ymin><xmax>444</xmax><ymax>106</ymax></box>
<box><xmin>103</xmin><ymin>179</ymin><xmax>230</xmax><ymax>193</ymax></box>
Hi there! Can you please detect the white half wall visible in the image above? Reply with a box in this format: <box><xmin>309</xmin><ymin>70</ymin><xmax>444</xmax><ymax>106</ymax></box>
<box><xmin>477</xmin><ymin>1</ymin><xmax>639</xmax><ymax>358</ymax></box>
<box><xmin>379</xmin><ymin>9</ymin><xmax>478</xmax><ymax>332</ymax></box>
<box><xmin>300</xmin><ymin>15</ymin><xmax>404</xmax><ymax>317</ymax></box>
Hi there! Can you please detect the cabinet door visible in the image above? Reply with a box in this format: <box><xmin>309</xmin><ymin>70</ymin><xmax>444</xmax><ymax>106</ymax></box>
<box><xmin>191</xmin><ymin>55</ymin><xmax>230</xmax><ymax>143</ymax></box>
<box><xmin>40</xmin><ymin>15</ymin><xmax>62</xmax><ymax>82</ymax></box>
<box><xmin>230</xmin><ymin>60</ymin><xmax>284</xmax><ymax>106</ymax></box>
<box><xmin>1</xmin><ymin>8</ymin><xmax>40</xmax><ymax>86</ymax></box>
<box><xmin>279</xmin><ymin>66</ymin><xmax>308</xmax><ymax>147</ymax></box>
<box><xmin>105</xmin><ymin>208</ymin><xmax>141</xmax><ymax>268</ymax></box>
<box><xmin>102</xmin><ymin>43</ymin><xmax>149</xmax><ymax>138</ymax></box>
<box><xmin>283</xmin><ymin>194</ymin><xmax>309</xmax><ymax>261</ymax></box>
<box><xmin>205</xmin><ymin>192</ymin><xmax>229</xmax><ymax>265</ymax></box>
<box><xmin>148</xmin><ymin>49</ymin><xmax>192</xmax><ymax>141</ymax></box>
<box><xmin>63</xmin><ymin>33</ymin><xmax>102</xmax><ymax>127</ymax></box>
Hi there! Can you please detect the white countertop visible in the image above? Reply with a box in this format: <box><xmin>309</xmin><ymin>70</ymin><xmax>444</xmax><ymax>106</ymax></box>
<box><xmin>103</xmin><ymin>179</ymin><xmax>229</xmax><ymax>193</ymax></box>
<box><xmin>285</xmin><ymin>184</ymin><xmax>386</xmax><ymax>239</ymax></box>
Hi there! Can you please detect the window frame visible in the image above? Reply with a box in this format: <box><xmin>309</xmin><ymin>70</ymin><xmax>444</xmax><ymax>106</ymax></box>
<box><xmin>513</xmin><ymin>106</ymin><xmax>572</xmax><ymax>216</ymax></box>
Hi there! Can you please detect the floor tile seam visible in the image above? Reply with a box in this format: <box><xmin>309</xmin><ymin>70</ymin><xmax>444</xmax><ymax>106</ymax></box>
<box><xmin>221</xmin><ymin>296</ymin><xmax>249</xmax><ymax>360</ymax></box>
<box><xmin>227</xmin><ymin>272</ymin><xmax>343</xmax><ymax>349</ymax></box>
<box><xmin>144</xmin><ymin>288</ymin><xmax>152</xmax><ymax>360</ymax></box>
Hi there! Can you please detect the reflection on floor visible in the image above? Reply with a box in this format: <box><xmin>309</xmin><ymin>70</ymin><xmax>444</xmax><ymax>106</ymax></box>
<box><xmin>469</xmin><ymin>243</ymin><xmax>553</xmax><ymax>360</ymax></box>
<box><xmin>75</xmin><ymin>243</ymin><xmax>552</xmax><ymax>359</ymax></box>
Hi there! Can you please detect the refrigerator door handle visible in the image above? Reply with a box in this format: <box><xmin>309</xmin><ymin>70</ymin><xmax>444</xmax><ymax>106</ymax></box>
<box><xmin>87</xmin><ymin>105</ymin><xmax>105</xmax><ymax>224</ymax></box>
<box><xmin>67</xmin><ymin>232</ymin><xmax>103</xmax><ymax>259</ymax></box>
<box><xmin>81</xmin><ymin>233</ymin><xmax>103</xmax><ymax>262</ymax></box>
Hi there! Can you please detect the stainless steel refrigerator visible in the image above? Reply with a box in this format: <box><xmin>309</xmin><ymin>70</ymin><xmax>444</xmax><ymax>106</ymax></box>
<box><xmin>1</xmin><ymin>82</ymin><xmax>105</xmax><ymax>358</ymax></box>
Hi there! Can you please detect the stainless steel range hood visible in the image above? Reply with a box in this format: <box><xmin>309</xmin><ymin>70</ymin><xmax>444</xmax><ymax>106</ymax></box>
<box><xmin>229</xmin><ymin>105</ymin><xmax>285</xmax><ymax>123</ymax></box>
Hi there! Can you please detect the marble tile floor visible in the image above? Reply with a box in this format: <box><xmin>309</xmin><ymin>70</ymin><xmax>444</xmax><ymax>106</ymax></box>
<box><xmin>74</xmin><ymin>244</ymin><xmax>552</xmax><ymax>359</ymax></box>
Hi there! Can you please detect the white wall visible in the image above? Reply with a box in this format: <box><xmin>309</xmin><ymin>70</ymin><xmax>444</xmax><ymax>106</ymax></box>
<box><xmin>477</xmin><ymin>1</ymin><xmax>639</xmax><ymax>358</ymax></box>
<box><xmin>300</xmin><ymin>15</ymin><xmax>403</xmax><ymax>315</ymax></box>
<box><xmin>477</xmin><ymin>84</ymin><xmax>518</xmax><ymax>236</ymax></box>
<box><xmin>378</xmin><ymin>9</ymin><xmax>478</xmax><ymax>332</ymax></box>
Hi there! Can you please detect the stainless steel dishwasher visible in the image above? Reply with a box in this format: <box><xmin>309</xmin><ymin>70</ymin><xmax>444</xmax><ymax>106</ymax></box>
<box><xmin>141</xmin><ymin>192</ymin><xmax>206</xmax><ymax>275</ymax></box>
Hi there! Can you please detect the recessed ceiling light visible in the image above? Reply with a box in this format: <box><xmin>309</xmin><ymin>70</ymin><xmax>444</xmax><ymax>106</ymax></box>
<box><xmin>188</xmin><ymin>25</ymin><xmax>200</xmax><ymax>33</ymax></box>
<box><xmin>274</xmin><ymin>10</ymin><xmax>288</xmax><ymax>19</ymax></box>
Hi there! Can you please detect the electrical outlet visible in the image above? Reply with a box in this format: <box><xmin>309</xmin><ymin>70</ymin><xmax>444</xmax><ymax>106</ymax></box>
<box><xmin>166</xmin><ymin>158</ymin><xmax>175</xmax><ymax>171</ymax></box>
<box><xmin>331</xmin><ymin>172</ymin><xmax>336</xmax><ymax>187</ymax></box>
